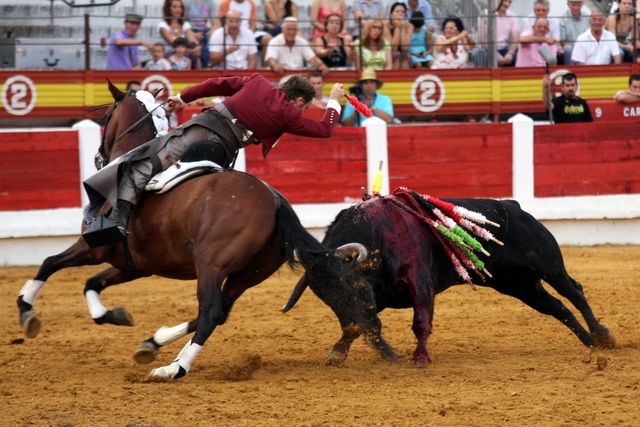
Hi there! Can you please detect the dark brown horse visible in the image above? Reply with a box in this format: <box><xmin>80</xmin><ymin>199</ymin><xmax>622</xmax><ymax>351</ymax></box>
<box><xmin>16</xmin><ymin>81</ymin><xmax>327</xmax><ymax>379</ymax></box>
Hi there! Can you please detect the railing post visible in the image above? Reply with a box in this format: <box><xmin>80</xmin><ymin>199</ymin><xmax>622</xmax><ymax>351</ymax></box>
<box><xmin>73</xmin><ymin>119</ymin><xmax>102</xmax><ymax>207</ymax></box>
<box><xmin>364</xmin><ymin>117</ymin><xmax>389</xmax><ymax>195</ymax></box>
<box><xmin>508</xmin><ymin>113</ymin><xmax>534</xmax><ymax>200</ymax></box>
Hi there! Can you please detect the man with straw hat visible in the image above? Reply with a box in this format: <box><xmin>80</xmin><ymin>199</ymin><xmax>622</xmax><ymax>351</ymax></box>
<box><xmin>341</xmin><ymin>69</ymin><xmax>394</xmax><ymax>126</ymax></box>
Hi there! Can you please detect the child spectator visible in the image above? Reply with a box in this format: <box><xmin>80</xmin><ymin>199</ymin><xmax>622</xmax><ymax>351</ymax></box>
<box><xmin>169</xmin><ymin>37</ymin><xmax>192</xmax><ymax>70</ymax></box>
<box><xmin>144</xmin><ymin>43</ymin><xmax>172</xmax><ymax>70</ymax></box>
<box><xmin>407</xmin><ymin>11</ymin><xmax>433</xmax><ymax>69</ymax></box>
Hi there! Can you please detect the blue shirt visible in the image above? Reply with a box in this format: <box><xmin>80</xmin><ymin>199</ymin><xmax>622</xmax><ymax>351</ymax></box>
<box><xmin>402</xmin><ymin>0</ymin><xmax>435</xmax><ymax>30</ymax></box>
<box><xmin>107</xmin><ymin>29</ymin><xmax>139</xmax><ymax>70</ymax></box>
<box><xmin>341</xmin><ymin>92</ymin><xmax>394</xmax><ymax>126</ymax></box>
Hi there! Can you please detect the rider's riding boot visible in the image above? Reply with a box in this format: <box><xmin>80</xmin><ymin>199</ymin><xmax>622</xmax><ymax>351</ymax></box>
<box><xmin>82</xmin><ymin>200</ymin><xmax>134</xmax><ymax>248</ymax></box>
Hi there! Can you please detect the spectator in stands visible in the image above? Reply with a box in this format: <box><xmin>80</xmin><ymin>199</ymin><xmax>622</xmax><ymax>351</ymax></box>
<box><xmin>495</xmin><ymin>0</ymin><xmax>519</xmax><ymax>67</ymax></box>
<box><xmin>126</xmin><ymin>81</ymin><xmax>143</xmax><ymax>92</ymax></box>
<box><xmin>313</xmin><ymin>13</ymin><xmax>352</xmax><ymax>68</ymax></box>
<box><xmin>218</xmin><ymin>0</ymin><xmax>272</xmax><ymax>63</ymax></box>
<box><xmin>605</xmin><ymin>0</ymin><xmax>635</xmax><ymax>63</ymax></box>
<box><xmin>144</xmin><ymin>43</ymin><xmax>172</xmax><ymax>70</ymax></box>
<box><xmin>351</xmin><ymin>0</ymin><xmax>385</xmax><ymax>39</ymax></box>
<box><xmin>559</xmin><ymin>0</ymin><xmax>590</xmax><ymax>65</ymax></box>
<box><xmin>184</xmin><ymin>0</ymin><xmax>220</xmax><ymax>69</ymax></box>
<box><xmin>309</xmin><ymin>0</ymin><xmax>349</xmax><ymax>41</ymax></box>
<box><xmin>263</xmin><ymin>0</ymin><xmax>299</xmax><ymax>37</ymax></box>
<box><xmin>106</xmin><ymin>13</ymin><xmax>153</xmax><ymax>70</ymax></box>
<box><xmin>431</xmin><ymin>17</ymin><xmax>476</xmax><ymax>69</ymax></box>
<box><xmin>572</xmin><ymin>11</ymin><xmax>621</xmax><ymax>65</ymax></box>
<box><xmin>516</xmin><ymin>17</ymin><xmax>560</xmax><ymax>67</ymax></box>
<box><xmin>523</xmin><ymin>0</ymin><xmax>562</xmax><ymax>60</ymax></box>
<box><xmin>265</xmin><ymin>17</ymin><xmax>329</xmax><ymax>75</ymax></box>
<box><xmin>353</xmin><ymin>19</ymin><xmax>392</xmax><ymax>70</ymax></box>
<box><xmin>402</xmin><ymin>0</ymin><xmax>435</xmax><ymax>33</ymax></box>
<box><xmin>309</xmin><ymin>71</ymin><xmax>330</xmax><ymax>108</ymax></box>
<box><xmin>614</xmin><ymin>74</ymin><xmax>640</xmax><ymax>104</ymax></box>
<box><xmin>159</xmin><ymin>0</ymin><xmax>202</xmax><ymax>69</ymax></box>
<box><xmin>385</xmin><ymin>2</ymin><xmax>413</xmax><ymax>69</ymax></box>
<box><xmin>407</xmin><ymin>11</ymin><xmax>433</xmax><ymax>69</ymax></box>
<box><xmin>209</xmin><ymin>10</ymin><xmax>258</xmax><ymax>69</ymax></box>
<box><xmin>341</xmin><ymin>68</ymin><xmax>393</xmax><ymax>126</ymax></box>
<box><xmin>169</xmin><ymin>37</ymin><xmax>192</xmax><ymax>70</ymax></box>
<box><xmin>543</xmin><ymin>72</ymin><xmax>593</xmax><ymax>123</ymax></box>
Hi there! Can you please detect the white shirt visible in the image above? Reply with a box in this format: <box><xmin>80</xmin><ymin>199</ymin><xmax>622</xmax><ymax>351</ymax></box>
<box><xmin>209</xmin><ymin>27</ymin><xmax>258</xmax><ymax>70</ymax></box>
<box><xmin>571</xmin><ymin>29</ymin><xmax>619</xmax><ymax>65</ymax></box>
<box><xmin>157</xmin><ymin>21</ymin><xmax>192</xmax><ymax>55</ymax></box>
<box><xmin>225</xmin><ymin>0</ymin><xmax>254</xmax><ymax>32</ymax></box>
<box><xmin>265</xmin><ymin>34</ymin><xmax>316</xmax><ymax>69</ymax></box>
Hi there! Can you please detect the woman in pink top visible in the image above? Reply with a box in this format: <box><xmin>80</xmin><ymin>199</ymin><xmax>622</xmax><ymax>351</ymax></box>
<box><xmin>495</xmin><ymin>0</ymin><xmax>519</xmax><ymax>66</ymax></box>
<box><xmin>309</xmin><ymin>0</ymin><xmax>348</xmax><ymax>40</ymax></box>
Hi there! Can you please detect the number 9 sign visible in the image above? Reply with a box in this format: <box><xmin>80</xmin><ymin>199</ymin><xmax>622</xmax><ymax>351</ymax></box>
<box><xmin>411</xmin><ymin>74</ymin><xmax>445</xmax><ymax>113</ymax></box>
<box><xmin>2</xmin><ymin>75</ymin><xmax>37</xmax><ymax>116</ymax></box>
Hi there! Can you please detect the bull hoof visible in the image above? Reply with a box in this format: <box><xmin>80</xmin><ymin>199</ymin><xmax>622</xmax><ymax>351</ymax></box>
<box><xmin>111</xmin><ymin>307</ymin><xmax>135</xmax><ymax>326</ymax></box>
<box><xmin>133</xmin><ymin>340</ymin><xmax>159</xmax><ymax>364</ymax></box>
<box><xmin>21</xmin><ymin>311</ymin><xmax>41</xmax><ymax>339</ymax></box>
<box><xmin>325</xmin><ymin>351</ymin><xmax>347</xmax><ymax>367</ymax></box>
<box><xmin>150</xmin><ymin>362</ymin><xmax>186</xmax><ymax>379</ymax></box>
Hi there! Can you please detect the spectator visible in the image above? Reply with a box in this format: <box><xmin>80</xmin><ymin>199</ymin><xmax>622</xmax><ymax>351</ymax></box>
<box><xmin>402</xmin><ymin>0</ymin><xmax>435</xmax><ymax>33</ymax></box>
<box><xmin>516</xmin><ymin>17</ymin><xmax>559</xmax><ymax>67</ymax></box>
<box><xmin>309</xmin><ymin>71</ymin><xmax>330</xmax><ymax>108</ymax></box>
<box><xmin>495</xmin><ymin>0</ymin><xmax>519</xmax><ymax>67</ymax></box>
<box><xmin>542</xmin><ymin>72</ymin><xmax>593</xmax><ymax>123</ymax></box>
<box><xmin>559</xmin><ymin>0</ymin><xmax>590</xmax><ymax>65</ymax></box>
<box><xmin>309</xmin><ymin>0</ymin><xmax>348</xmax><ymax>41</ymax></box>
<box><xmin>158</xmin><ymin>0</ymin><xmax>202</xmax><ymax>69</ymax></box>
<box><xmin>431</xmin><ymin>17</ymin><xmax>476</xmax><ymax>69</ymax></box>
<box><xmin>614</xmin><ymin>74</ymin><xmax>640</xmax><ymax>104</ymax></box>
<box><xmin>126</xmin><ymin>81</ymin><xmax>143</xmax><ymax>92</ymax></box>
<box><xmin>385</xmin><ymin>2</ymin><xmax>413</xmax><ymax>69</ymax></box>
<box><xmin>353</xmin><ymin>19</ymin><xmax>392</xmax><ymax>70</ymax></box>
<box><xmin>209</xmin><ymin>10</ymin><xmax>258</xmax><ymax>69</ymax></box>
<box><xmin>144</xmin><ymin>43</ymin><xmax>172</xmax><ymax>70</ymax></box>
<box><xmin>169</xmin><ymin>37</ymin><xmax>192</xmax><ymax>70</ymax></box>
<box><xmin>341</xmin><ymin>68</ymin><xmax>393</xmax><ymax>126</ymax></box>
<box><xmin>106</xmin><ymin>13</ymin><xmax>153</xmax><ymax>70</ymax></box>
<box><xmin>218</xmin><ymin>0</ymin><xmax>272</xmax><ymax>63</ymax></box>
<box><xmin>522</xmin><ymin>0</ymin><xmax>563</xmax><ymax>60</ymax></box>
<box><xmin>572</xmin><ymin>11</ymin><xmax>621</xmax><ymax>65</ymax></box>
<box><xmin>351</xmin><ymin>0</ymin><xmax>385</xmax><ymax>38</ymax></box>
<box><xmin>265</xmin><ymin>17</ymin><xmax>329</xmax><ymax>75</ymax></box>
<box><xmin>407</xmin><ymin>11</ymin><xmax>433</xmax><ymax>69</ymax></box>
<box><xmin>263</xmin><ymin>0</ymin><xmax>299</xmax><ymax>37</ymax></box>
<box><xmin>313</xmin><ymin>13</ymin><xmax>352</xmax><ymax>68</ymax></box>
<box><xmin>605</xmin><ymin>0</ymin><xmax>635</xmax><ymax>63</ymax></box>
<box><xmin>184</xmin><ymin>0</ymin><xmax>220</xmax><ymax>69</ymax></box>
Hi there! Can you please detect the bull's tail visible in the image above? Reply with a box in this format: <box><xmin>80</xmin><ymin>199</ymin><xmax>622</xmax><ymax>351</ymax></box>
<box><xmin>276</xmin><ymin>200</ymin><xmax>327</xmax><ymax>270</ymax></box>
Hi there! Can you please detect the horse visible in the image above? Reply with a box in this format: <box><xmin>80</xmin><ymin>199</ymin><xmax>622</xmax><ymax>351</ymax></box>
<box><xmin>16</xmin><ymin>80</ymin><xmax>327</xmax><ymax>379</ymax></box>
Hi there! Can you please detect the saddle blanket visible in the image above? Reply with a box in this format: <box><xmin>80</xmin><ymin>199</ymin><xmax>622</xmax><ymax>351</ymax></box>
<box><xmin>145</xmin><ymin>160</ymin><xmax>223</xmax><ymax>194</ymax></box>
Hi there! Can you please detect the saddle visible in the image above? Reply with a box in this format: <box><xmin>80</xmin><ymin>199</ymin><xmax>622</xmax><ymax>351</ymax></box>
<box><xmin>145</xmin><ymin>160</ymin><xmax>224</xmax><ymax>194</ymax></box>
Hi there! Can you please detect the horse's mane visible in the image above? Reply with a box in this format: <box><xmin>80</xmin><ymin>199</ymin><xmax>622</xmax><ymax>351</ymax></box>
<box><xmin>85</xmin><ymin>104</ymin><xmax>112</xmax><ymax>125</ymax></box>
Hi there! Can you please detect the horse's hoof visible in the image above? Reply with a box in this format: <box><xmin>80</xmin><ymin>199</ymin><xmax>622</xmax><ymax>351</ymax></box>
<box><xmin>413</xmin><ymin>355</ymin><xmax>432</xmax><ymax>367</ymax></box>
<box><xmin>133</xmin><ymin>341</ymin><xmax>159</xmax><ymax>364</ymax></box>
<box><xmin>111</xmin><ymin>307</ymin><xmax>134</xmax><ymax>326</ymax></box>
<box><xmin>594</xmin><ymin>330</ymin><xmax>617</xmax><ymax>349</ymax></box>
<box><xmin>325</xmin><ymin>351</ymin><xmax>347</xmax><ymax>367</ymax></box>
<box><xmin>149</xmin><ymin>362</ymin><xmax>186</xmax><ymax>379</ymax></box>
<box><xmin>20</xmin><ymin>311</ymin><xmax>41</xmax><ymax>339</ymax></box>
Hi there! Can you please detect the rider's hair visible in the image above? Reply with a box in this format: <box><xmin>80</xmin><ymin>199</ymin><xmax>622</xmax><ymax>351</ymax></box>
<box><xmin>279</xmin><ymin>74</ymin><xmax>316</xmax><ymax>104</ymax></box>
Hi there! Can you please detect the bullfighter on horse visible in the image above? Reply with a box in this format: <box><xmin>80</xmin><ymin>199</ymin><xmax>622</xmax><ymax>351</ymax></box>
<box><xmin>83</xmin><ymin>74</ymin><xmax>345</xmax><ymax>247</ymax></box>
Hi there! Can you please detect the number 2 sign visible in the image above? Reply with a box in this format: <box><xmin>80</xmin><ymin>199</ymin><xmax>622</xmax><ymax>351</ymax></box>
<box><xmin>411</xmin><ymin>74</ymin><xmax>445</xmax><ymax>113</ymax></box>
<box><xmin>2</xmin><ymin>75</ymin><xmax>37</xmax><ymax>116</ymax></box>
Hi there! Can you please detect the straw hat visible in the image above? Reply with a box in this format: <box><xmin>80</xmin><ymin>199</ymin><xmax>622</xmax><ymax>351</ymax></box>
<box><xmin>357</xmin><ymin>69</ymin><xmax>383</xmax><ymax>89</ymax></box>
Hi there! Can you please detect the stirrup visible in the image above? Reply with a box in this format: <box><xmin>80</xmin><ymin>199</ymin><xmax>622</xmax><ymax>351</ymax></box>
<box><xmin>83</xmin><ymin>216</ymin><xmax>125</xmax><ymax>248</ymax></box>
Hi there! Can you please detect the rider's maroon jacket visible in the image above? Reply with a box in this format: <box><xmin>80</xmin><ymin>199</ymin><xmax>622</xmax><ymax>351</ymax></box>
<box><xmin>178</xmin><ymin>74</ymin><xmax>340</xmax><ymax>156</ymax></box>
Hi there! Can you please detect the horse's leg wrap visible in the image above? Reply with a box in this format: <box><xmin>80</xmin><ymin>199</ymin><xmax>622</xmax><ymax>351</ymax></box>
<box><xmin>153</xmin><ymin>322</ymin><xmax>190</xmax><ymax>346</ymax></box>
<box><xmin>19</xmin><ymin>279</ymin><xmax>45</xmax><ymax>307</ymax></box>
<box><xmin>17</xmin><ymin>280</ymin><xmax>46</xmax><ymax>339</ymax></box>
<box><xmin>150</xmin><ymin>340</ymin><xmax>202</xmax><ymax>379</ymax></box>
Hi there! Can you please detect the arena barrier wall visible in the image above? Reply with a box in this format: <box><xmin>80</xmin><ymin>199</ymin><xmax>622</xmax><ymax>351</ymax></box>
<box><xmin>1</xmin><ymin>118</ymin><xmax>639</xmax><ymax>265</ymax></box>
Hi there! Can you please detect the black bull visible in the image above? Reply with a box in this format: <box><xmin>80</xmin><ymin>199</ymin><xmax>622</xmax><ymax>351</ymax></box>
<box><xmin>284</xmin><ymin>194</ymin><xmax>615</xmax><ymax>366</ymax></box>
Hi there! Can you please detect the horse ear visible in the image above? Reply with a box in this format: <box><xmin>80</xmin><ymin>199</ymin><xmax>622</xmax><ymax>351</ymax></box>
<box><xmin>106</xmin><ymin>78</ymin><xmax>126</xmax><ymax>102</ymax></box>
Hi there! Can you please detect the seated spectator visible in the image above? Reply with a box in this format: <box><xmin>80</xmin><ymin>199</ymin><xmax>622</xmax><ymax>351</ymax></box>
<box><xmin>407</xmin><ymin>11</ymin><xmax>433</xmax><ymax>69</ymax></box>
<box><xmin>495</xmin><ymin>0</ymin><xmax>519</xmax><ymax>67</ymax></box>
<box><xmin>542</xmin><ymin>72</ymin><xmax>593</xmax><ymax>123</ymax></box>
<box><xmin>614</xmin><ymin>74</ymin><xmax>640</xmax><ymax>104</ymax></box>
<box><xmin>144</xmin><ymin>43</ymin><xmax>172</xmax><ymax>70</ymax></box>
<box><xmin>313</xmin><ymin>13</ymin><xmax>352</xmax><ymax>68</ymax></box>
<box><xmin>106</xmin><ymin>13</ymin><xmax>153</xmax><ymax>70</ymax></box>
<box><xmin>402</xmin><ymin>0</ymin><xmax>436</xmax><ymax>33</ymax></box>
<box><xmin>605</xmin><ymin>0</ymin><xmax>635</xmax><ymax>63</ymax></box>
<box><xmin>515</xmin><ymin>17</ymin><xmax>559</xmax><ymax>67</ymax></box>
<box><xmin>431</xmin><ymin>17</ymin><xmax>476</xmax><ymax>69</ymax></box>
<box><xmin>309</xmin><ymin>71</ymin><xmax>330</xmax><ymax>109</ymax></box>
<box><xmin>265</xmin><ymin>17</ymin><xmax>328</xmax><ymax>74</ymax></box>
<box><xmin>309</xmin><ymin>0</ymin><xmax>348</xmax><ymax>41</ymax></box>
<box><xmin>169</xmin><ymin>37</ymin><xmax>192</xmax><ymax>70</ymax></box>
<box><xmin>522</xmin><ymin>0</ymin><xmax>563</xmax><ymax>61</ymax></box>
<box><xmin>572</xmin><ymin>11</ymin><xmax>621</xmax><ymax>65</ymax></box>
<box><xmin>559</xmin><ymin>0</ymin><xmax>590</xmax><ymax>65</ymax></box>
<box><xmin>184</xmin><ymin>0</ymin><xmax>220</xmax><ymax>69</ymax></box>
<box><xmin>218</xmin><ymin>0</ymin><xmax>272</xmax><ymax>63</ymax></box>
<box><xmin>209</xmin><ymin>10</ymin><xmax>258</xmax><ymax>69</ymax></box>
<box><xmin>341</xmin><ymin>68</ymin><xmax>393</xmax><ymax>126</ymax></box>
<box><xmin>353</xmin><ymin>19</ymin><xmax>392</xmax><ymax>70</ymax></box>
<box><xmin>351</xmin><ymin>0</ymin><xmax>385</xmax><ymax>38</ymax></box>
<box><xmin>263</xmin><ymin>0</ymin><xmax>299</xmax><ymax>37</ymax></box>
<box><xmin>158</xmin><ymin>0</ymin><xmax>202</xmax><ymax>69</ymax></box>
<box><xmin>385</xmin><ymin>2</ymin><xmax>412</xmax><ymax>69</ymax></box>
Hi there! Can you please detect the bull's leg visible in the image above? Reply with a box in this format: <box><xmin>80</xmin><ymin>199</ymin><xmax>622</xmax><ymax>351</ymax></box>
<box><xmin>84</xmin><ymin>267</ymin><xmax>148</xmax><ymax>326</ymax></box>
<box><xmin>408</xmin><ymin>282</ymin><xmax>435</xmax><ymax>367</ymax></box>
<box><xmin>327</xmin><ymin>328</ymin><xmax>361</xmax><ymax>366</ymax></box>
<box><xmin>17</xmin><ymin>240</ymin><xmax>98</xmax><ymax>338</ymax></box>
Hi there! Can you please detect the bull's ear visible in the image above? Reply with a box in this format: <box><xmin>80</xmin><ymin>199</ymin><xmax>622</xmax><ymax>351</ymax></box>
<box><xmin>333</xmin><ymin>243</ymin><xmax>368</xmax><ymax>263</ymax></box>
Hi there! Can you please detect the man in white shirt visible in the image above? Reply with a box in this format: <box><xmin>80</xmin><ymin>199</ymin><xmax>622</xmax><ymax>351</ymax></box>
<box><xmin>571</xmin><ymin>10</ymin><xmax>621</xmax><ymax>65</ymax></box>
<box><xmin>265</xmin><ymin>17</ymin><xmax>328</xmax><ymax>75</ymax></box>
<box><xmin>209</xmin><ymin>10</ymin><xmax>257</xmax><ymax>69</ymax></box>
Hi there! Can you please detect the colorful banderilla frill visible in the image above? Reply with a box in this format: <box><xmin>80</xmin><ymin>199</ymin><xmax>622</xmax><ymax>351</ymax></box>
<box><xmin>345</xmin><ymin>94</ymin><xmax>372</xmax><ymax>118</ymax></box>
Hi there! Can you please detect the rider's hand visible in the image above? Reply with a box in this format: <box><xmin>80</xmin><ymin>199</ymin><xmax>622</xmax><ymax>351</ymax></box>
<box><xmin>329</xmin><ymin>83</ymin><xmax>345</xmax><ymax>101</ymax></box>
<box><xmin>166</xmin><ymin>95</ymin><xmax>183</xmax><ymax>113</ymax></box>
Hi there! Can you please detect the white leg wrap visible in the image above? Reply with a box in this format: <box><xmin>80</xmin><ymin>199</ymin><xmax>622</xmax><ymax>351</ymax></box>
<box><xmin>19</xmin><ymin>279</ymin><xmax>45</xmax><ymax>306</ymax></box>
<box><xmin>85</xmin><ymin>290</ymin><xmax>108</xmax><ymax>319</ymax></box>
<box><xmin>153</xmin><ymin>322</ymin><xmax>190</xmax><ymax>346</ymax></box>
<box><xmin>174</xmin><ymin>340</ymin><xmax>202</xmax><ymax>373</ymax></box>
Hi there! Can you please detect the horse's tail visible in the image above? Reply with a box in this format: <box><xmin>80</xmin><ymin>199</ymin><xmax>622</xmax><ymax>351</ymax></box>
<box><xmin>276</xmin><ymin>200</ymin><xmax>327</xmax><ymax>269</ymax></box>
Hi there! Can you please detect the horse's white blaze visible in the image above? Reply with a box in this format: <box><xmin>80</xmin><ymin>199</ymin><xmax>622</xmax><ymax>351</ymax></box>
<box><xmin>85</xmin><ymin>290</ymin><xmax>108</xmax><ymax>318</ymax></box>
<box><xmin>153</xmin><ymin>322</ymin><xmax>190</xmax><ymax>346</ymax></box>
<box><xmin>19</xmin><ymin>279</ymin><xmax>45</xmax><ymax>305</ymax></box>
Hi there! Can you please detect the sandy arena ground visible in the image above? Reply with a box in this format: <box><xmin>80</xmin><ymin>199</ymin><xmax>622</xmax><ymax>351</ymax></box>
<box><xmin>1</xmin><ymin>244</ymin><xmax>639</xmax><ymax>426</ymax></box>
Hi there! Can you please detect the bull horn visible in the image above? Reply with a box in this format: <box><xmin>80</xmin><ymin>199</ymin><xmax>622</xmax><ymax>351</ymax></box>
<box><xmin>333</xmin><ymin>243</ymin><xmax>368</xmax><ymax>262</ymax></box>
<box><xmin>282</xmin><ymin>275</ymin><xmax>308</xmax><ymax>313</ymax></box>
